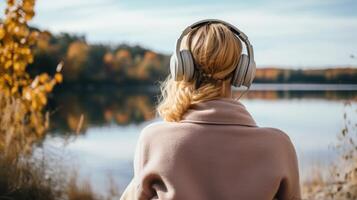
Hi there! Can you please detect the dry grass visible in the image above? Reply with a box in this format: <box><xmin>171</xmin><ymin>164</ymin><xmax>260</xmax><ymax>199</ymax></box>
<box><xmin>0</xmin><ymin>154</ymin><xmax>119</xmax><ymax>200</ymax></box>
<box><xmin>302</xmin><ymin>101</ymin><xmax>357</xmax><ymax>200</ymax></box>
<box><xmin>0</xmin><ymin>155</ymin><xmax>61</xmax><ymax>200</ymax></box>
<box><xmin>67</xmin><ymin>172</ymin><xmax>98</xmax><ymax>200</ymax></box>
<box><xmin>0</xmin><ymin>93</ymin><xmax>120</xmax><ymax>200</ymax></box>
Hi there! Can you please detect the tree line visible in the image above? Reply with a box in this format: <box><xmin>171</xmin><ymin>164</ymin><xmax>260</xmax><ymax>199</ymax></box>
<box><xmin>28</xmin><ymin>30</ymin><xmax>357</xmax><ymax>86</ymax></box>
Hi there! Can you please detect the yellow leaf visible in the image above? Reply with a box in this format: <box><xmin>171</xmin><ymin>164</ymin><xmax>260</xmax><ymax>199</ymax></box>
<box><xmin>38</xmin><ymin>73</ymin><xmax>49</xmax><ymax>83</ymax></box>
<box><xmin>38</xmin><ymin>93</ymin><xmax>47</xmax><ymax>105</ymax></box>
<box><xmin>31</xmin><ymin>99</ymin><xmax>37</xmax><ymax>110</ymax></box>
<box><xmin>44</xmin><ymin>82</ymin><xmax>53</xmax><ymax>92</ymax></box>
<box><xmin>7</xmin><ymin>0</ymin><xmax>15</xmax><ymax>7</ymax></box>
<box><xmin>0</xmin><ymin>27</ymin><xmax>5</xmax><ymax>40</ymax></box>
<box><xmin>54</xmin><ymin>73</ymin><xmax>63</xmax><ymax>83</ymax></box>
<box><xmin>5</xmin><ymin>60</ymin><xmax>12</xmax><ymax>69</ymax></box>
<box><xmin>13</xmin><ymin>62</ymin><xmax>26</xmax><ymax>71</ymax></box>
<box><xmin>23</xmin><ymin>89</ymin><xmax>32</xmax><ymax>100</ymax></box>
<box><xmin>11</xmin><ymin>86</ymin><xmax>17</xmax><ymax>94</ymax></box>
<box><xmin>25</xmin><ymin>11</ymin><xmax>35</xmax><ymax>21</ymax></box>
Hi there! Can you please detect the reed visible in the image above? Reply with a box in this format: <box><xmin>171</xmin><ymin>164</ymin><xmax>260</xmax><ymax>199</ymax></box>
<box><xmin>303</xmin><ymin>101</ymin><xmax>357</xmax><ymax>200</ymax></box>
<box><xmin>0</xmin><ymin>93</ymin><xmax>120</xmax><ymax>199</ymax></box>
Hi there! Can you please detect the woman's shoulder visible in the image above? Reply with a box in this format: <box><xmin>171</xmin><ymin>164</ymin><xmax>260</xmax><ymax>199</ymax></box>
<box><xmin>137</xmin><ymin>121</ymin><xmax>183</xmax><ymax>143</ymax></box>
<box><xmin>259</xmin><ymin>127</ymin><xmax>292</xmax><ymax>142</ymax></box>
<box><xmin>248</xmin><ymin>126</ymin><xmax>296</xmax><ymax>155</ymax></box>
<box><xmin>258</xmin><ymin>127</ymin><xmax>297</xmax><ymax>157</ymax></box>
<box><xmin>140</xmin><ymin>120</ymin><xmax>178</xmax><ymax>133</ymax></box>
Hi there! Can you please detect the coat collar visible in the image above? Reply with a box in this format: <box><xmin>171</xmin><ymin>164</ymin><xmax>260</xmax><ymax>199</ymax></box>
<box><xmin>179</xmin><ymin>98</ymin><xmax>257</xmax><ymax>127</ymax></box>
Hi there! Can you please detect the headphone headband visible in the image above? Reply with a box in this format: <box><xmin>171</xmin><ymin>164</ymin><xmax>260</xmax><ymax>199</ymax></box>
<box><xmin>175</xmin><ymin>19</ymin><xmax>254</xmax><ymax>67</ymax></box>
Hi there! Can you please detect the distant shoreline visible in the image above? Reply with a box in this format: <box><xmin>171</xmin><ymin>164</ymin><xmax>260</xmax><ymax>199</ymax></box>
<box><xmin>245</xmin><ymin>83</ymin><xmax>357</xmax><ymax>91</ymax></box>
<box><xmin>53</xmin><ymin>83</ymin><xmax>357</xmax><ymax>92</ymax></box>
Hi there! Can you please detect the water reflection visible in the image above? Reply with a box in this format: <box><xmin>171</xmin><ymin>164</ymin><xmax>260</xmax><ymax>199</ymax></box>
<box><xmin>48</xmin><ymin>89</ymin><xmax>158</xmax><ymax>133</ymax></box>
<box><xmin>48</xmin><ymin>88</ymin><xmax>357</xmax><ymax>134</ymax></box>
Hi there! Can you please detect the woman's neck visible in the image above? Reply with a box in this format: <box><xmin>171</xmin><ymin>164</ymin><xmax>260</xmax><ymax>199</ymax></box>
<box><xmin>221</xmin><ymin>79</ymin><xmax>233</xmax><ymax>98</ymax></box>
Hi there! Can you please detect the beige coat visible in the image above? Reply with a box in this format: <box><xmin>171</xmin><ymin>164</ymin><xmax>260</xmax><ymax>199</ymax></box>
<box><xmin>120</xmin><ymin>98</ymin><xmax>301</xmax><ymax>200</ymax></box>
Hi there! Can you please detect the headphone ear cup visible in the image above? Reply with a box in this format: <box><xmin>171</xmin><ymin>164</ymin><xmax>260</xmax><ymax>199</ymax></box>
<box><xmin>242</xmin><ymin>60</ymin><xmax>256</xmax><ymax>87</ymax></box>
<box><xmin>170</xmin><ymin>54</ymin><xmax>179</xmax><ymax>81</ymax></box>
<box><xmin>231</xmin><ymin>54</ymin><xmax>249</xmax><ymax>87</ymax></box>
<box><xmin>180</xmin><ymin>50</ymin><xmax>195</xmax><ymax>81</ymax></box>
<box><xmin>170</xmin><ymin>52</ymin><xmax>186</xmax><ymax>81</ymax></box>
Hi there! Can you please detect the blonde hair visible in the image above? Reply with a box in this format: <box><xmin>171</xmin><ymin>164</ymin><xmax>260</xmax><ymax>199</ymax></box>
<box><xmin>157</xmin><ymin>22</ymin><xmax>243</xmax><ymax>122</ymax></box>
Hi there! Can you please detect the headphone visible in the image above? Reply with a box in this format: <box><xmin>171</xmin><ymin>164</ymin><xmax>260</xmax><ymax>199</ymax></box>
<box><xmin>170</xmin><ymin>19</ymin><xmax>256</xmax><ymax>88</ymax></box>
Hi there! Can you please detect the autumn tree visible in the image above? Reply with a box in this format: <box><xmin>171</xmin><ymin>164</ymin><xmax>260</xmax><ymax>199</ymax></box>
<box><xmin>64</xmin><ymin>41</ymin><xmax>89</xmax><ymax>80</ymax></box>
<box><xmin>0</xmin><ymin>0</ymin><xmax>62</xmax><ymax>155</ymax></box>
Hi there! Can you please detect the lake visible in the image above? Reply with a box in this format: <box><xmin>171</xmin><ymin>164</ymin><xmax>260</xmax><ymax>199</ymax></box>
<box><xmin>38</xmin><ymin>84</ymin><xmax>357</xmax><ymax>194</ymax></box>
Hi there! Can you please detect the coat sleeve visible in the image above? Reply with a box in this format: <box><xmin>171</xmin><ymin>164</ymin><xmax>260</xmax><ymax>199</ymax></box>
<box><xmin>119</xmin><ymin>127</ymin><xmax>156</xmax><ymax>200</ymax></box>
<box><xmin>275</xmin><ymin>134</ymin><xmax>301</xmax><ymax>200</ymax></box>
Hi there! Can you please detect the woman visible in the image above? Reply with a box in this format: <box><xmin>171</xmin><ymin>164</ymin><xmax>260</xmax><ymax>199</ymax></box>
<box><xmin>120</xmin><ymin>19</ymin><xmax>301</xmax><ymax>200</ymax></box>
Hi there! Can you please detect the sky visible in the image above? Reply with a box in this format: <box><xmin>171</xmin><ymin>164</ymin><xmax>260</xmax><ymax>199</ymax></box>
<box><xmin>1</xmin><ymin>0</ymin><xmax>357</xmax><ymax>68</ymax></box>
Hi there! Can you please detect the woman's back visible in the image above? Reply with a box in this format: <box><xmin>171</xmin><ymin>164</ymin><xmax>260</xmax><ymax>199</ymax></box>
<box><xmin>129</xmin><ymin>99</ymin><xmax>300</xmax><ymax>200</ymax></box>
<box><xmin>120</xmin><ymin>19</ymin><xmax>301</xmax><ymax>200</ymax></box>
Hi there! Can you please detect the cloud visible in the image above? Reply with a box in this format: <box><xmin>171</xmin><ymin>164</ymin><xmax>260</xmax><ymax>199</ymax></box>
<box><xmin>1</xmin><ymin>0</ymin><xmax>357</xmax><ymax>67</ymax></box>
